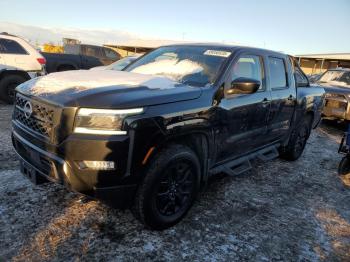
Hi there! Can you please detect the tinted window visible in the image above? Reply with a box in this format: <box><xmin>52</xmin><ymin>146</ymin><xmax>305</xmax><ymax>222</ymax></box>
<box><xmin>232</xmin><ymin>55</ymin><xmax>264</xmax><ymax>90</ymax></box>
<box><xmin>268</xmin><ymin>57</ymin><xmax>287</xmax><ymax>88</ymax></box>
<box><xmin>84</xmin><ymin>46</ymin><xmax>102</xmax><ymax>57</ymax></box>
<box><xmin>0</xmin><ymin>39</ymin><xmax>28</xmax><ymax>54</ymax></box>
<box><xmin>104</xmin><ymin>48</ymin><xmax>119</xmax><ymax>59</ymax></box>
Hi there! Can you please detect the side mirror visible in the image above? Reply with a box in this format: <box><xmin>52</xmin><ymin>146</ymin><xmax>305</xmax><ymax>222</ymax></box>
<box><xmin>228</xmin><ymin>77</ymin><xmax>261</xmax><ymax>95</ymax></box>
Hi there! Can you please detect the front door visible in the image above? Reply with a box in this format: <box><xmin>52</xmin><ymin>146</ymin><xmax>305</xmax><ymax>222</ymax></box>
<box><xmin>215</xmin><ymin>54</ymin><xmax>271</xmax><ymax>163</ymax></box>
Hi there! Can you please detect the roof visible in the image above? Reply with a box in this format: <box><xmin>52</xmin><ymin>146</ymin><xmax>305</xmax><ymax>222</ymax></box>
<box><xmin>296</xmin><ymin>53</ymin><xmax>350</xmax><ymax>60</ymax></box>
<box><xmin>106</xmin><ymin>42</ymin><xmax>286</xmax><ymax>57</ymax></box>
<box><xmin>104</xmin><ymin>38</ymin><xmax>245</xmax><ymax>53</ymax></box>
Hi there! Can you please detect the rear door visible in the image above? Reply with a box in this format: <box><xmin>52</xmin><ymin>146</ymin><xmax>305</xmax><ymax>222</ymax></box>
<box><xmin>266</xmin><ymin>55</ymin><xmax>296</xmax><ymax>142</ymax></box>
<box><xmin>216</xmin><ymin>52</ymin><xmax>272</xmax><ymax>162</ymax></box>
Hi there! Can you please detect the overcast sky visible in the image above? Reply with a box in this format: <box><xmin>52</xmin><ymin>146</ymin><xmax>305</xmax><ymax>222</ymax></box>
<box><xmin>0</xmin><ymin>0</ymin><xmax>349</xmax><ymax>54</ymax></box>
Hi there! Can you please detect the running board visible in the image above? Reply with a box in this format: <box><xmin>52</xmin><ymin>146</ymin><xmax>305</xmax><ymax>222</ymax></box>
<box><xmin>257</xmin><ymin>147</ymin><xmax>279</xmax><ymax>161</ymax></box>
<box><xmin>209</xmin><ymin>145</ymin><xmax>280</xmax><ymax>177</ymax></box>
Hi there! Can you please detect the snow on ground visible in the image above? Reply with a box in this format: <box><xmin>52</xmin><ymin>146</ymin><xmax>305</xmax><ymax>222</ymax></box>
<box><xmin>0</xmin><ymin>103</ymin><xmax>349</xmax><ymax>261</ymax></box>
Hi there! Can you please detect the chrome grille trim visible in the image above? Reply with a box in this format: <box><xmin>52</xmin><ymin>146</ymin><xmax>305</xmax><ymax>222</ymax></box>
<box><xmin>14</xmin><ymin>94</ymin><xmax>56</xmax><ymax>138</ymax></box>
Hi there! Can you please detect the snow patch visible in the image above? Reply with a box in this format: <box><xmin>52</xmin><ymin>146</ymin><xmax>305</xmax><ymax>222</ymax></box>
<box><xmin>20</xmin><ymin>70</ymin><xmax>179</xmax><ymax>95</ymax></box>
<box><xmin>131</xmin><ymin>59</ymin><xmax>204</xmax><ymax>81</ymax></box>
<box><xmin>143</xmin><ymin>242</ymin><xmax>155</xmax><ymax>252</ymax></box>
<box><xmin>0</xmin><ymin>205</ymin><xmax>6</xmax><ymax>216</ymax></box>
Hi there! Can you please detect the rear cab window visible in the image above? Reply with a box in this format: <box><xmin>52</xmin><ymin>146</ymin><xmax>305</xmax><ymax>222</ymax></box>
<box><xmin>104</xmin><ymin>48</ymin><xmax>119</xmax><ymax>59</ymax></box>
<box><xmin>0</xmin><ymin>39</ymin><xmax>28</xmax><ymax>55</ymax></box>
<box><xmin>268</xmin><ymin>57</ymin><xmax>288</xmax><ymax>89</ymax></box>
<box><xmin>83</xmin><ymin>45</ymin><xmax>103</xmax><ymax>58</ymax></box>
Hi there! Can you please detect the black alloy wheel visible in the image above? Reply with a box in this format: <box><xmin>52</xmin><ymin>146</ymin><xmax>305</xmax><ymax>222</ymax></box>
<box><xmin>132</xmin><ymin>144</ymin><xmax>201</xmax><ymax>230</ymax></box>
<box><xmin>155</xmin><ymin>160</ymin><xmax>196</xmax><ymax>217</ymax></box>
<box><xmin>293</xmin><ymin>124</ymin><xmax>309</xmax><ymax>157</ymax></box>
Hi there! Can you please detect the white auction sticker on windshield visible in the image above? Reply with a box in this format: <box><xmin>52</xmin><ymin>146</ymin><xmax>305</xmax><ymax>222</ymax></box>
<box><xmin>204</xmin><ymin>50</ymin><xmax>232</xmax><ymax>57</ymax></box>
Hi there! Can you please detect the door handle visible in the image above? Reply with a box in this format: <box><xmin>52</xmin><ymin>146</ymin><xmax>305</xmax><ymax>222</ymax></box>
<box><xmin>262</xmin><ymin>98</ymin><xmax>269</xmax><ymax>107</ymax></box>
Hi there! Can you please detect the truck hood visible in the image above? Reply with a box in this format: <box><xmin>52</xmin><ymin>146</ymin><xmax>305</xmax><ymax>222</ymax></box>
<box><xmin>16</xmin><ymin>70</ymin><xmax>202</xmax><ymax>108</ymax></box>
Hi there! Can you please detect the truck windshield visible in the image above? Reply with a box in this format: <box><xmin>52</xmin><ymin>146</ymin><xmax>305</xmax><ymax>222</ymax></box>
<box><xmin>124</xmin><ymin>46</ymin><xmax>231</xmax><ymax>86</ymax></box>
<box><xmin>319</xmin><ymin>70</ymin><xmax>350</xmax><ymax>87</ymax></box>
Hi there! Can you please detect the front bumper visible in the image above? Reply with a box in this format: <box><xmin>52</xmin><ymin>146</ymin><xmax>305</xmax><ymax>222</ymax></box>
<box><xmin>12</xmin><ymin>125</ymin><xmax>138</xmax><ymax>208</ymax></box>
<box><xmin>323</xmin><ymin>97</ymin><xmax>350</xmax><ymax>120</ymax></box>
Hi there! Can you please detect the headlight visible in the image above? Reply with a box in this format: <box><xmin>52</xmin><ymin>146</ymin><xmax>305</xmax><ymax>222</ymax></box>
<box><xmin>74</xmin><ymin>108</ymin><xmax>143</xmax><ymax>135</ymax></box>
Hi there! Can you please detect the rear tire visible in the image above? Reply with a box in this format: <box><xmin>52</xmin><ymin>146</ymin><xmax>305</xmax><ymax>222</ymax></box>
<box><xmin>0</xmin><ymin>74</ymin><xmax>27</xmax><ymax>104</ymax></box>
<box><xmin>132</xmin><ymin>144</ymin><xmax>201</xmax><ymax>230</ymax></box>
<box><xmin>279</xmin><ymin>116</ymin><xmax>312</xmax><ymax>161</ymax></box>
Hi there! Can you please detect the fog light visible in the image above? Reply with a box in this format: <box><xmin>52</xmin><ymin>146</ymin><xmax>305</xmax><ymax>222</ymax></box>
<box><xmin>78</xmin><ymin>161</ymin><xmax>115</xmax><ymax>170</ymax></box>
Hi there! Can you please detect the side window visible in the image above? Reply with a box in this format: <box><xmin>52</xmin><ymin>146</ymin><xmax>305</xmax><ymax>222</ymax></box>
<box><xmin>0</xmin><ymin>39</ymin><xmax>28</xmax><ymax>54</ymax></box>
<box><xmin>232</xmin><ymin>55</ymin><xmax>264</xmax><ymax>90</ymax></box>
<box><xmin>84</xmin><ymin>46</ymin><xmax>101</xmax><ymax>58</ymax></box>
<box><xmin>104</xmin><ymin>48</ymin><xmax>119</xmax><ymax>59</ymax></box>
<box><xmin>268</xmin><ymin>57</ymin><xmax>287</xmax><ymax>89</ymax></box>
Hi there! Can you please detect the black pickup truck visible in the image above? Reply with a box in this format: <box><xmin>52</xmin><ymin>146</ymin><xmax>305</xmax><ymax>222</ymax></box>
<box><xmin>12</xmin><ymin>44</ymin><xmax>324</xmax><ymax>229</ymax></box>
<box><xmin>42</xmin><ymin>44</ymin><xmax>121</xmax><ymax>73</ymax></box>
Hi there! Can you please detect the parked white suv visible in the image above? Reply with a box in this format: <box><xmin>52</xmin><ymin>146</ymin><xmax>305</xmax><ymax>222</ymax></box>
<box><xmin>0</xmin><ymin>33</ymin><xmax>46</xmax><ymax>103</ymax></box>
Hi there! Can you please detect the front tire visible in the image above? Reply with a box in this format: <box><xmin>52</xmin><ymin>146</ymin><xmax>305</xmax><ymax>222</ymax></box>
<box><xmin>132</xmin><ymin>144</ymin><xmax>201</xmax><ymax>230</ymax></box>
<box><xmin>0</xmin><ymin>75</ymin><xmax>27</xmax><ymax>104</ymax></box>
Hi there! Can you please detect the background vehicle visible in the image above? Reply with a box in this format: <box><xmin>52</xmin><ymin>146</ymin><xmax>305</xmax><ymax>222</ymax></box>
<box><xmin>12</xmin><ymin>44</ymin><xmax>324</xmax><ymax>229</ymax></box>
<box><xmin>90</xmin><ymin>55</ymin><xmax>141</xmax><ymax>71</ymax></box>
<box><xmin>318</xmin><ymin>68</ymin><xmax>350</xmax><ymax>120</ymax></box>
<box><xmin>338</xmin><ymin>124</ymin><xmax>350</xmax><ymax>176</ymax></box>
<box><xmin>43</xmin><ymin>44</ymin><xmax>121</xmax><ymax>73</ymax></box>
<box><xmin>0</xmin><ymin>32</ymin><xmax>45</xmax><ymax>103</ymax></box>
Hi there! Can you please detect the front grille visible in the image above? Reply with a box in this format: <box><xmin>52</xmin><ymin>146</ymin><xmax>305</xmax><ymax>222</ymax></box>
<box><xmin>14</xmin><ymin>94</ymin><xmax>56</xmax><ymax>138</ymax></box>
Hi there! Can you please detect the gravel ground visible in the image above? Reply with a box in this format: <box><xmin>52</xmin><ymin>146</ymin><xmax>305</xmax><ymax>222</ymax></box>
<box><xmin>0</xmin><ymin>103</ymin><xmax>18</xmax><ymax>170</ymax></box>
<box><xmin>0</xmin><ymin>103</ymin><xmax>350</xmax><ymax>261</ymax></box>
